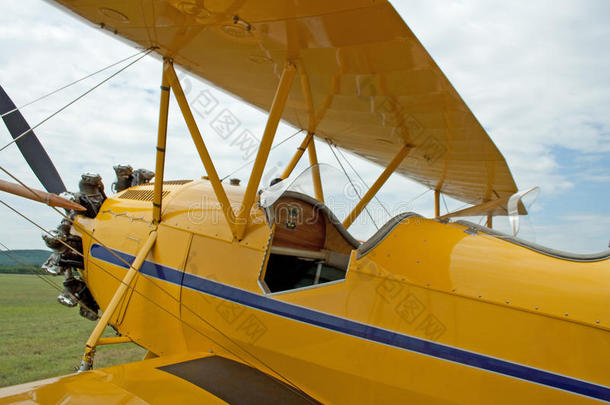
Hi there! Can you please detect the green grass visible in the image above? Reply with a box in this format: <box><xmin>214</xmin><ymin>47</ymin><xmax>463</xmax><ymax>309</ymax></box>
<box><xmin>0</xmin><ymin>274</ymin><xmax>146</xmax><ymax>387</ymax></box>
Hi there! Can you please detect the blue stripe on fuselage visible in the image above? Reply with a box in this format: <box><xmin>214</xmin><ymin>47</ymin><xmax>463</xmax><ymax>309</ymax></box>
<box><xmin>89</xmin><ymin>243</ymin><xmax>610</xmax><ymax>402</ymax></box>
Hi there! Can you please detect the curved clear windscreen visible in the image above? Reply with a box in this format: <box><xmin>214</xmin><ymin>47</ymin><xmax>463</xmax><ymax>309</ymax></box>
<box><xmin>507</xmin><ymin>186</ymin><xmax>540</xmax><ymax>238</ymax></box>
<box><xmin>261</xmin><ymin>163</ymin><xmax>359</xmax><ymax>214</ymax></box>
<box><xmin>462</xmin><ymin>186</ymin><xmax>540</xmax><ymax>242</ymax></box>
<box><xmin>260</xmin><ymin>164</ymin><xmax>381</xmax><ymax>238</ymax></box>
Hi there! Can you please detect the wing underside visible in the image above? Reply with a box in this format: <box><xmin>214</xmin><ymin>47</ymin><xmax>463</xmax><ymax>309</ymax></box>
<box><xmin>48</xmin><ymin>0</ymin><xmax>518</xmax><ymax>205</ymax></box>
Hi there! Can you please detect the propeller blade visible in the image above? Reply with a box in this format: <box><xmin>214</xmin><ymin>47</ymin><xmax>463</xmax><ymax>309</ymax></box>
<box><xmin>0</xmin><ymin>179</ymin><xmax>85</xmax><ymax>211</ymax></box>
<box><xmin>0</xmin><ymin>85</ymin><xmax>66</xmax><ymax>194</ymax></box>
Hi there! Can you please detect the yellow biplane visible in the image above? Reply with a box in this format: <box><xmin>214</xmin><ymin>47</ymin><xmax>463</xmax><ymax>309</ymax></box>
<box><xmin>0</xmin><ymin>0</ymin><xmax>609</xmax><ymax>404</ymax></box>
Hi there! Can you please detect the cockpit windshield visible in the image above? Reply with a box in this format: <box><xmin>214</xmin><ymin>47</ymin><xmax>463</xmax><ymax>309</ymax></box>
<box><xmin>458</xmin><ymin>187</ymin><xmax>541</xmax><ymax>242</ymax></box>
<box><xmin>260</xmin><ymin>164</ymin><xmax>378</xmax><ymax>239</ymax></box>
<box><xmin>508</xmin><ymin>187</ymin><xmax>540</xmax><ymax>239</ymax></box>
<box><xmin>261</xmin><ymin>163</ymin><xmax>358</xmax><ymax>216</ymax></box>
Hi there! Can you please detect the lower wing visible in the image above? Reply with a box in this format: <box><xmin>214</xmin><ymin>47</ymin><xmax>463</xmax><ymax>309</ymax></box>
<box><xmin>0</xmin><ymin>352</ymin><xmax>319</xmax><ymax>404</ymax></box>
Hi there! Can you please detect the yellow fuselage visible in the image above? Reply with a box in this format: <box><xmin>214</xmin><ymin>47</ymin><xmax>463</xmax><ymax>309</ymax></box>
<box><xmin>75</xmin><ymin>179</ymin><xmax>610</xmax><ymax>404</ymax></box>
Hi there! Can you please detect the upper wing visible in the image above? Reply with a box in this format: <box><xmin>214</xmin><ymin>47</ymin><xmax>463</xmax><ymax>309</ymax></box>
<box><xmin>48</xmin><ymin>0</ymin><xmax>517</xmax><ymax>205</ymax></box>
<box><xmin>0</xmin><ymin>352</ymin><xmax>320</xmax><ymax>404</ymax></box>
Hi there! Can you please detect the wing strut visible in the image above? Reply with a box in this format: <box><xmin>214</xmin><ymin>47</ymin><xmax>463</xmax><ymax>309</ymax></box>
<box><xmin>152</xmin><ymin>60</ymin><xmax>171</xmax><ymax>225</ymax></box>
<box><xmin>79</xmin><ymin>230</ymin><xmax>158</xmax><ymax>371</ymax></box>
<box><xmin>343</xmin><ymin>144</ymin><xmax>412</xmax><ymax>229</ymax></box>
<box><xmin>165</xmin><ymin>60</ymin><xmax>238</xmax><ymax>235</ymax></box>
<box><xmin>281</xmin><ymin>132</ymin><xmax>313</xmax><ymax>179</ymax></box>
<box><xmin>152</xmin><ymin>59</ymin><xmax>298</xmax><ymax>239</ymax></box>
<box><xmin>434</xmin><ymin>189</ymin><xmax>441</xmax><ymax>218</ymax></box>
<box><xmin>307</xmin><ymin>137</ymin><xmax>324</xmax><ymax>203</ymax></box>
<box><xmin>235</xmin><ymin>63</ymin><xmax>296</xmax><ymax>240</ymax></box>
<box><xmin>296</xmin><ymin>61</ymin><xmax>325</xmax><ymax>203</ymax></box>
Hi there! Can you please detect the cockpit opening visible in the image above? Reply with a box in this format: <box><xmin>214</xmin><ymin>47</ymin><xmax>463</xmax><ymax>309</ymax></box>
<box><xmin>260</xmin><ymin>192</ymin><xmax>360</xmax><ymax>294</ymax></box>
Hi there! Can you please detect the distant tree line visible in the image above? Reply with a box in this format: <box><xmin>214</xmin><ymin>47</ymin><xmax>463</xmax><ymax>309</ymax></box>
<box><xmin>0</xmin><ymin>265</ymin><xmax>42</xmax><ymax>275</ymax></box>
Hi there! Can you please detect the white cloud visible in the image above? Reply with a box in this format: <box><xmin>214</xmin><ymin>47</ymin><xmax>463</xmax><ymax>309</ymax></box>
<box><xmin>393</xmin><ymin>0</ymin><xmax>610</xmax><ymax>194</ymax></box>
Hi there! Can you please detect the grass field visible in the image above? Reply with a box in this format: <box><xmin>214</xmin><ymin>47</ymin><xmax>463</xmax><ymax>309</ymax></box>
<box><xmin>0</xmin><ymin>274</ymin><xmax>146</xmax><ymax>387</ymax></box>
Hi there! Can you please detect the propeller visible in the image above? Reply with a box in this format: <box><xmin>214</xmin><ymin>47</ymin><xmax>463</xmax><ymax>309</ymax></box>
<box><xmin>0</xmin><ymin>179</ymin><xmax>85</xmax><ymax>211</ymax></box>
<box><xmin>0</xmin><ymin>85</ymin><xmax>66</xmax><ymax>194</ymax></box>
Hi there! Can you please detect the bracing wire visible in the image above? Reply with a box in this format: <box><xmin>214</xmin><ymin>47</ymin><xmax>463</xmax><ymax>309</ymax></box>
<box><xmin>0</xmin><ymin>48</ymin><xmax>155</xmax><ymax>153</ymax></box>
<box><xmin>0</xmin><ymin>44</ymin><xmax>181</xmax><ymax>297</ymax></box>
<box><xmin>0</xmin><ymin>196</ymin><xmax>316</xmax><ymax>402</ymax></box>
<box><xmin>0</xmin><ymin>240</ymin><xmax>64</xmax><ymax>292</ymax></box>
<box><xmin>220</xmin><ymin>129</ymin><xmax>304</xmax><ymax>182</ymax></box>
<box><xmin>325</xmin><ymin>139</ymin><xmax>379</xmax><ymax>229</ymax></box>
<box><xmin>0</xmin><ymin>51</ymin><xmax>297</xmax><ymax>295</ymax></box>
<box><xmin>0</xmin><ymin>46</ymin><xmax>167</xmax><ymax>321</ymax></box>
<box><xmin>443</xmin><ymin>194</ymin><xmax>475</xmax><ymax>218</ymax></box>
<box><xmin>0</xmin><ymin>48</ymin><xmax>151</xmax><ymax>119</ymax></box>
<box><xmin>405</xmin><ymin>188</ymin><xmax>432</xmax><ymax>211</ymax></box>
<box><xmin>0</xmin><ymin>49</ymin><xmax>314</xmax><ymax>399</ymax></box>
<box><xmin>442</xmin><ymin>193</ymin><xmax>449</xmax><ymax>215</ymax></box>
<box><xmin>0</xmin><ymin>45</ymin><xmax>173</xmax><ymax>281</ymax></box>
<box><xmin>0</xmin><ymin>239</ymin><xmax>100</xmax><ymax>316</ymax></box>
<box><xmin>0</xmin><ymin>163</ymin><xmax>154</xmax><ymax>278</ymax></box>
<box><xmin>334</xmin><ymin>146</ymin><xmax>392</xmax><ymax>218</ymax></box>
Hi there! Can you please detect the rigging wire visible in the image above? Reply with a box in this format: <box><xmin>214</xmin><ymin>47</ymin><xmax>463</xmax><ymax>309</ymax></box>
<box><xmin>334</xmin><ymin>146</ymin><xmax>391</xmax><ymax>218</ymax></box>
<box><xmin>0</xmin><ymin>46</ymin><xmax>180</xmax><ymax>321</ymax></box>
<box><xmin>0</xmin><ymin>239</ymin><xmax>99</xmax><ymax>316</ymax></box>
<box><xmin>0</xmin><ymin>61</ymin><xmax>313</xmax><ymax>394</ymax></box>
<box><xmin>0</xmin><ymin>197</ymin><xmax>315</xmax><ymax>401</ymax></box>
<box><xmin>0</xmin><ymin>163</ymin><xmax>154</xmax><ymax>276</ymax></box>
<box><xmin>0</xmin><ymin>49</ymin><xmax>311</xmax><ymax>398</ymax></box>
<box><xmin>405</xmin><ymin>188</ymin><xmax>432</xmax><ymax>211</ymax></box>
<box><xmin>325</xmin><ymin>139</ymin><xmax>379</xmax><ymax>230</ymax></box>
<box><xmin>220</xmin><ymin>129</ymin><xmax>304</xmax><ymax>182</ymax></box>
<box><xmin>444</xmin><ymin>194</ymin><xmax>474</xmax><ymax>218</ymax></box>
<box><xmin>442</xmin><ymin>193</ymin><xmax>449</xmax><ymax>215</ymax></box>
<box><xmin>0</xmin><ymin>48</ymin><xmax>151</xmax><ymax>119</ymax></box>
<box><xmin>0</xmin><ymin>47</ymin><xmax>155</xmax><ymax>153</ymax></box>
<box><xmin>0</xmin><ymin>240</ymin><xmax>63</xmax><ymax>292</ymax></box>
<box><xmin>0</xmin><ymin>53</ymin><xmax>298</xmax><ymax>293</ymax></box>
<box><xmin>0</xmin><ymin>45</ymin><xmax>184</xmax><ymax>304</ymax></box>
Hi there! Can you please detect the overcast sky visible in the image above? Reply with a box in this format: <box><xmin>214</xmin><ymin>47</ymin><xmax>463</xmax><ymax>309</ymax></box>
<box><xmin>0</xmin><ymin>0</ymin><xmax>608</xmax><ymax>253</ymax></box>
